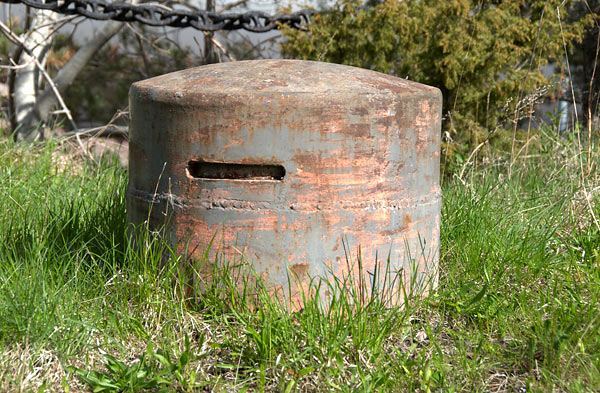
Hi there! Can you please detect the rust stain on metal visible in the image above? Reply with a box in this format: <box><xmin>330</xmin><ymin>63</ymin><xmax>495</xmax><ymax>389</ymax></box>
<box><xmin>290</xmin><ymin>263</ymin><xmax>310</xmax><ymax>278</ymax></box>
<box><xmin>127</xmin><ymin>59</ymin><xmax>442</xmax><ymax>307</ymax></box>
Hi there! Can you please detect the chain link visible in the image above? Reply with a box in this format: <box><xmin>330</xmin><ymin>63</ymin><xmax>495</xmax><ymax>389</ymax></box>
<box><xmin>0</xmin><ymin>0</ymin><xmax>314</xmax><ymax>32</ymax></box>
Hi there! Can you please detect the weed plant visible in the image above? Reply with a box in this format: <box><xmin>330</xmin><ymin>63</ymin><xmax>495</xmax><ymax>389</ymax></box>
<box><xmin>1</xmin><ymin>127</ymin><xmax>600</xmax><ymax>392</ymax></box>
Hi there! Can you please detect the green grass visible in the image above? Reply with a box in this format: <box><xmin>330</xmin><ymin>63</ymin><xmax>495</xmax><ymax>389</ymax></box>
<box><xmin>1</xmin><ymin>130</ymin><xmax>600</xmax><ymax>392</ymax></box>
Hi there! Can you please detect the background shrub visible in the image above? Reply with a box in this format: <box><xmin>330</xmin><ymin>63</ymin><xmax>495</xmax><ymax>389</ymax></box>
<box><xmin>281</xmin><ymin>0</ymin><xmax>595</xmax><ymax>167</ymax></box>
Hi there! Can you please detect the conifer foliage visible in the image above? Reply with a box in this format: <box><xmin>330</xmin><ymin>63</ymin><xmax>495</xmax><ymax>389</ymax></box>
<box><xmin>282</xmin><ymin>0</ymin><xmax>594</xmax><ymax>158</ymax></box>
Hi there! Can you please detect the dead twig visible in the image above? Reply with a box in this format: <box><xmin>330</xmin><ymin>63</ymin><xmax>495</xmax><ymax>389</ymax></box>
<box><xmin>61</xmin><ymin>109</ymin><xmax>129</xmax><ymax>142</ymax></box>
<box><xmin>62</xmin><ymin>125</ymin><xmax>128</xmax><ymax>139</ymax></box>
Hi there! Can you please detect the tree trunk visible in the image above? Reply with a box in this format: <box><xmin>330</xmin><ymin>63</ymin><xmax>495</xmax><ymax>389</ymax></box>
<box><xmin>10</xmin><ymin>11</ymin><xmax>128</xmax><ymax>141</ymax></box>
<box><xmin>17</xmin><ymin>20</ymin><xmax>124</xmax><ymax>140</ymax></box>
<box><xmin>11</xmin><ymin>9</ymin><xmax>57</xmax><ymax>140</ymax></box>
<box><xmin>204</xmin><ymin>0</ymin><xmax>216</xmax><ymax>64</ymax></box>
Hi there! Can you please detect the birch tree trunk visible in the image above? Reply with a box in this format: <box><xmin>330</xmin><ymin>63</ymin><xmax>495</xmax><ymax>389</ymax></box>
<box><xmin>11</xmin><ymin>9</ymin><xmax>57</xmax><ymax>140</ymax></box>
<box><xmin>17</xmin><ymin>20</ymin><xmax>124</xmax><ymax>140</ymax></box>
<box><xmin>9</xmin><ymin>11</ymin><xmax>129</xmax><ymax>141</ymax></box>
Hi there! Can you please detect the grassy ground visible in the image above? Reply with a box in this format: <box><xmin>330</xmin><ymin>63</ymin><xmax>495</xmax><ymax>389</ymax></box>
<box><xmin>1</xmin><ymin>129</ymin><xmax>600</xmax><ymax>393</ymax></box>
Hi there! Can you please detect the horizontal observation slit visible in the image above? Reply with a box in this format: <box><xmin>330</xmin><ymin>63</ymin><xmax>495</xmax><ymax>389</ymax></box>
<box><xmin>187</xmin><ymin>160</ymin><xmax>285</xmax><ymax>181</ymax></box>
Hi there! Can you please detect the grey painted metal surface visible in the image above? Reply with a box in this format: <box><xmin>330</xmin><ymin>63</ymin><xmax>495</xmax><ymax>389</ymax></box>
<box><xmin>128</xmin><ymin>59</ymin><xmax>442</xmax><ymax>306</ymax></box>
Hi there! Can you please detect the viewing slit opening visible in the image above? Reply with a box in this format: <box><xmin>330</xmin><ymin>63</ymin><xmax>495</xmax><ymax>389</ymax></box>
<box><xmin>187</xmin><ymin>161</ymin><xmax>286</xmax><ymax>181</ymax></box>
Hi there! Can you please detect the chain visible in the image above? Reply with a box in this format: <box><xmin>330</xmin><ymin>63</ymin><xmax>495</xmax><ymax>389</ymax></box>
<box><xmin>0</xmin><ymin>0</ymin><xmax>314</xmax><ymax>32</ymax></box>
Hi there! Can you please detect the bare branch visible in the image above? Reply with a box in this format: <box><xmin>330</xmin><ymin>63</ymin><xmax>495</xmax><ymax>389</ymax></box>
<box><xmin>195</xmin><ymin>34</ymin><xmax>237</xmax><ymax>62</ymax></box>
<box><xmin>219</xmin><ymin>0</ymin><xmax>249</xmax><ymax>13</ymax></box>
<box><xmin>212</xmin><ymin>35</ymin><xmax>235</xmax><ymax>61</ymax></box>
<box><xmin>0</xmin><ymin>57</ymin><xmax>34</xmax><ymax>70</ymax></box>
